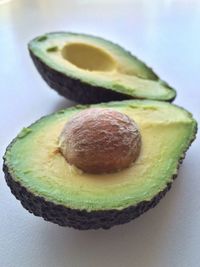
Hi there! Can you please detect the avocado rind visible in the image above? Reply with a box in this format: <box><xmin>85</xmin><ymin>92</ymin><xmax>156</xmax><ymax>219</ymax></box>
<box><xmin>2</xmin><ymin>101</ymin><xmax>197</xmax><ymax>230</ymax></box>
<box><xmin>28</xmin><ymin>32</ymin><xmax>176</xmax><ymax>104</ymax></box>
<box><xmin>3</xmin><ymin>160</ymin><xmax>173</xmax><ymax>230</ymax></box>
<box><xmin>2</xmin><ymin>133</ymin><xmax>195</xmax><ymax>229</ymax></box>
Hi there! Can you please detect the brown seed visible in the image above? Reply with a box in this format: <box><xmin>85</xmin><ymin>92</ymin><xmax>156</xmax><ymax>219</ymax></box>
<box><xmin>59</xmin><ymin>108</ymin><xmax>141</xmax><ymax>174</ymax></box>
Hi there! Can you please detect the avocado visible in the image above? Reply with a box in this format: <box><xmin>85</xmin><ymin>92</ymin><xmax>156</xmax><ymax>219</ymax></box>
<box><xmin>3</xmin><ymin>100</ymin><xmax>197</xmax><ymax>230</ymax></box>
<box><xmin>28</xmin><ymin>32</ymin><xmax>176</xmax><ymax>104</ymax></box>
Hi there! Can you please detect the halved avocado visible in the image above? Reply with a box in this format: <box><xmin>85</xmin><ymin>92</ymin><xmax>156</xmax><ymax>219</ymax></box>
<box><xmin>3</xmin><ymin>100</ymin><xmax>196</xmax><ymax>230</ymax></box>
<box><xmin>28</xmin><ymin>32</ymin><xmax>176</xmax><ymax>104</ymax></box>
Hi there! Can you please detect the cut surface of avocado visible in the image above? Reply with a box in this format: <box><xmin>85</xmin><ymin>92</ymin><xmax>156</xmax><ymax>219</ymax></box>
<box><xmin>4</xmin><ymin>100</ymin><xmax>196</xmax><ymax>212</ymax></box>
<box><xmin>28</xmin><ymin>32</ymin><xmax>176</xmax><ymax>103</ymax></box>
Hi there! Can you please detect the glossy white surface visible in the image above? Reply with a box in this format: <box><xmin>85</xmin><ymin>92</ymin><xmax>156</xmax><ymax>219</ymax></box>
<box><xmin>0</xmin><ymin>1</ymin><xmax>200</xmax><ymax>266</ymax></box>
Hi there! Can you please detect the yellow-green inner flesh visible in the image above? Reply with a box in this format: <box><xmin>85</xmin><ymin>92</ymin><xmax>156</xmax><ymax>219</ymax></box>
<box><xmin>5</xmin><ymin>100</ymin><xmax>196</xmax><ymax>211</ymax></box>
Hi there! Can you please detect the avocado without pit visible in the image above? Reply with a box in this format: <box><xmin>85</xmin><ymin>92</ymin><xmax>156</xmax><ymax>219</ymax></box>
<box><xmin>28</xmin><ymin>32</ymin><xmax>176</xmax><ymax>104</ymax></box>
<box><xmin>3</xmin><ymin>100</ymin><xmax>197</xmax><ymax>230</ymax></box>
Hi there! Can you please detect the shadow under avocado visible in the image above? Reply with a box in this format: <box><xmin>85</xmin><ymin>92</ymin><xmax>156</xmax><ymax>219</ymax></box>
<box><xmin>52</xmin><ymin>97</ymin><xmax>77</xmax><ymax>112</ymax></box>
<box><xmin>35</xmin><ymin>166</ymin><xmax>186</xmax><ymax>267</ymax></box>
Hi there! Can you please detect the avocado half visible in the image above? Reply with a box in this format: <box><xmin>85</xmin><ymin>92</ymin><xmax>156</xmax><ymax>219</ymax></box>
<box><xmin>28</xmin><ymin>32</ymin><xmax>176</xmax><ymax>104</ymax></box>
<box><xmin>3</xmin><ymin>100</ymin><xmax>197</xmax><ymax>230</ymax></box>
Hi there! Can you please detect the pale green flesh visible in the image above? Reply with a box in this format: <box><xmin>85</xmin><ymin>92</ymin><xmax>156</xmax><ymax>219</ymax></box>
<box><xmin>5</xmin><ymin>100</ymin><xmax>196</xmax><ymax>211</ymax></box>
<box><xmin>29</xmin><ymin>32</ymin><xmax>176</xmax><ymax>101</ymax></box>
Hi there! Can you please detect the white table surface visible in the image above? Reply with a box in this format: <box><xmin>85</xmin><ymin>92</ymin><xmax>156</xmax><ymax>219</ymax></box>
<box><xmin>0</xmin><ymin>0</ymin><xmax>200</xmax><ymax>266</ymax></box>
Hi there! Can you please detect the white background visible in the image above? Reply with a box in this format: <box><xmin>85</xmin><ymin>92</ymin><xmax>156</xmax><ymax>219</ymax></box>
<box><xmin>0</xmin><ymin>0</ymin><xmax>200</xmax><ymax>266</ymax></box>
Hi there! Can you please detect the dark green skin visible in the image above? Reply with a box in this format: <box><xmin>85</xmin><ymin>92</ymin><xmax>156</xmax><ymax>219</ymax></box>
<box><xmin>3</xmin><ymin>128</ymin><xmax>196</xmax><ymax>230</ymax></box>
<box><xmin>29</xmin><ymin>51</ymin><xmax>176</xmax><ymax>104</ymax></box>
<box><xmin>3</xmin><ymin>162</ymin><xmax>172</xmax><ymax>230</ymax></box>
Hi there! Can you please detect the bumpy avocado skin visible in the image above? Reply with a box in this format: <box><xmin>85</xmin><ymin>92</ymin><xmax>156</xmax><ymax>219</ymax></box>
<box><xmin>29</xmin><ymin>51</ymin><xmax>130</xmax><ymax>104</ymax></box>
<box><xmin>2</xmin><ymin>125</ymin><xmax>196</xmax><ymax>230</ymax></box>
<box><xmin>3</xmin><ymin>161</ymin><xmax>172</xmax><ymax>230</ymax></box>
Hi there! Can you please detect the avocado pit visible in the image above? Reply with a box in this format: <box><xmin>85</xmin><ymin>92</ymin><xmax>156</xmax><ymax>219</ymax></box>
<box><xmin>59</xmin><ymin>108</ymin><xmax>141</xmax><ymax>174</ymax></box>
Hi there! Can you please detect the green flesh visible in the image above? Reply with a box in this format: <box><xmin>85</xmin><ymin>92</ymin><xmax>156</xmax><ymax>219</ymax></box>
<box><xmin>29</xmin><ymin>32</ymin><xmax>176</xmax><ymax>101</ymax></box>
<box><xmin>4</xmin><ymin>100</ymin><xmax>196</xmax><ymax>211</ymax></box>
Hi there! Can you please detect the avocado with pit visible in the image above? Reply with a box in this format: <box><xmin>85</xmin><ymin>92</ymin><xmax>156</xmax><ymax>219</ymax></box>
<box><xmin>3</xmin><ymin>100</ymin><xmax>196</xmax><ymax>230</ymax></box>
<box><xmin>28</xmin><ymin>32</ymin><xmax>176</xmax><ymax>104</ymax></box>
